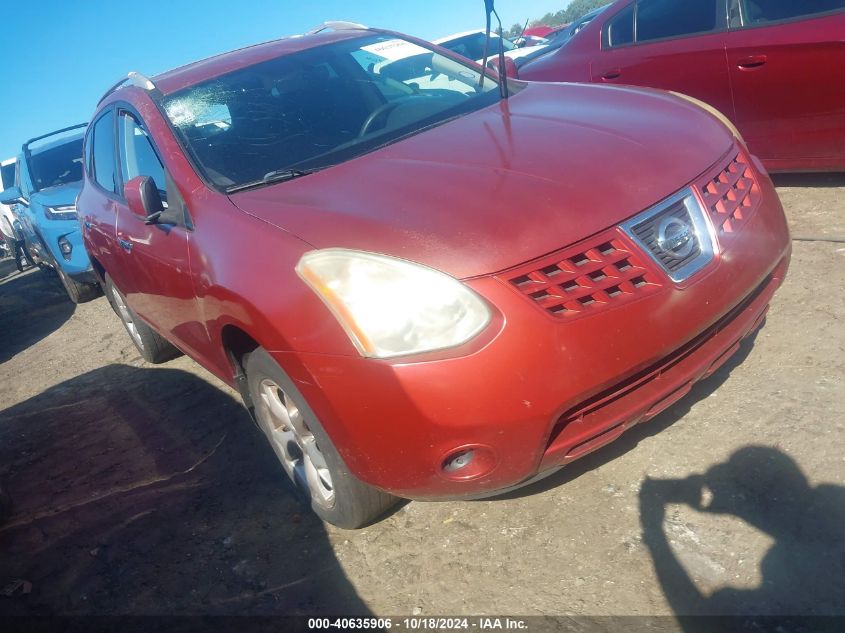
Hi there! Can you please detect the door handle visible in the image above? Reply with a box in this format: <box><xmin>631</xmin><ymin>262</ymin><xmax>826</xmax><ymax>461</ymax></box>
<box><xmin>737</xmin><ymin>54</ymin><xmax>767</xmax><ymax>70</ymax></box>
<box><xmin>602</xmin><ymin>69</ymin><xmax>622</xmax><ymax>80</ymax></box>
<box><xmin>118</xmin><ymin>238</ymin><xmax>133</xmax><ymax>252</ymax></box>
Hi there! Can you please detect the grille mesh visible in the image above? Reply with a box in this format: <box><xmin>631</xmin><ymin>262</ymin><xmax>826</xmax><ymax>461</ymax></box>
<box><xmin>697</xmin><ymin>149</ymin><xmax>761</xmax><ymax>238</ymax></box>
<box><xmin>502</xmin><ymin>233</ymin><xmax>662</xmax><ymax>320</ymax></box>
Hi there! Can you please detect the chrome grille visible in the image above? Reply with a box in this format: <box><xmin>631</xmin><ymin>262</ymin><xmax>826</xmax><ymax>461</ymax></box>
<box><xmin>620</xmin><ymin>188</ymin><xmax>715</xmax><ymax>283</ymax></box>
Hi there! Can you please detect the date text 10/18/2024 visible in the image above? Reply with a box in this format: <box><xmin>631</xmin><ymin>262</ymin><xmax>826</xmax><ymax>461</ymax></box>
<box><xmin>308</xmin><ymin>618</ymin><xmax>529</xmax><ymax>630</ymax></box>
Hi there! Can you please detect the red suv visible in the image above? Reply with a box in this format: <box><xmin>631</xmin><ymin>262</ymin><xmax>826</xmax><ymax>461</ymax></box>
<box><xmin>79</xmin><ymin>23</ymin><xmax>790</xmax><ymax>528</ymax></box>
<box><xmin>518</xmin><ymin>0</ymin><xmax>845</xmax><ymax>173</ymax></box>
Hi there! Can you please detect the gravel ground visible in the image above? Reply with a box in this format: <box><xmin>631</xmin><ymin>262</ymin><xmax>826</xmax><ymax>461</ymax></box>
<box><xmin>0</xmin><ymin>175</ymin><xmax>843</xmax><ymax>620</ymax></box>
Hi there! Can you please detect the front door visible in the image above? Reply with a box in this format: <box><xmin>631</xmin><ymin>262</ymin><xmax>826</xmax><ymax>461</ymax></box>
<box><xmin>113</xmin><ymin>108</ymin><xmax>208</xmax><ymax>359</ymax></box>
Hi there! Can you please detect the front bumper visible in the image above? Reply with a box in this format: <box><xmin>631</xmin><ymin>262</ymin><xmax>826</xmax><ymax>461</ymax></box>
<box><xmin>274</xmin><ymin>152</ymin><xmax>791</xmax><ymax>499</ymax></box>
<box><xmin>38</xmin><ymin>223</ymin><xmax>94</xmax><ymax>278</ymax></box>
<box><xmin>67</xmin><ymin>268</ymin><xmax>99</xmax><ymax>284</ymax></box>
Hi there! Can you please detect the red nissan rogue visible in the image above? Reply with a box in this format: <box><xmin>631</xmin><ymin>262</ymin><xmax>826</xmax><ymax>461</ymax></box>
<box><xmin>79</xmin><ymin>23</ymin><xmax>791</xmax><ymax>528</ymax></box>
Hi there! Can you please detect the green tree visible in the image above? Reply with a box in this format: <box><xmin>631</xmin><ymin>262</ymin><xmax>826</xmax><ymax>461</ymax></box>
<box><xmin>505</xmin><ymin>22</ymin><xmax>524</xmax><ymax>38</ymax></box>
<box><xmin>517</xmin><ymin>0</ymin><xmax>609</xmax><ymax>29</ymax></box>
<box><xmin>505</xmin><ymin>0</ymin><xmax>610</xmax><ymax>36</ymax></box>
<box><xmin>562</xmin><ymin>0</ymin><xmax>609</xmax><ymax>22</ymax></box>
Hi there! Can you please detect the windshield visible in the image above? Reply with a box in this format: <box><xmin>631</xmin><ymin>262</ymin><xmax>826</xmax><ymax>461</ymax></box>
<box><xmin>28</xmin><ymin>138</ymin><xmax>84</xmax><ymax>191</ymax></box>
<box><xmin>437</xmin><ymin>32</ymin><xmax>516</xmax><ymax>60</ymax></box>
<box><xmin>161</xmin><ymin>35</ymin><xmax>501</xmax><ymax>191</ymax></box>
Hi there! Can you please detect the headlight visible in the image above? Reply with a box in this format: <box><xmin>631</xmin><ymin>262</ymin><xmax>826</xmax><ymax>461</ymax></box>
<box><xmin>297</xmin><ymin>249</ymin><xmax>491</xmax><ymax>359</ymax></box>
<box><xmin>668</xmin><ymin>91</ymin><xmax>745</xmax><ymax>143</ymax></box>
<box><xmin>44</xmin><ymin>204</ymin><xmax>78</xmax><ymax>221</ymax></box>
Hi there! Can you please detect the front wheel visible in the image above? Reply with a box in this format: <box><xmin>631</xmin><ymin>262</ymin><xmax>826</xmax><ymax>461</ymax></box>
<box><xmin>56</xmin><ymin>266</ymin><xmax>101</xmax><ymax>304</ymax></box>
<box><xmin>245</xmin><ymin>348</ymin><xmax>398</xmax><ymax>528</ymax></box>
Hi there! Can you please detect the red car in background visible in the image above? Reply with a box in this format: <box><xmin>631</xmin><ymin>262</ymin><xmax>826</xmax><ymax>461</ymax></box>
<box><xmin>79</xmin><ymin>23</ymin><xmax>790</xmax><ymax>528</ymax></box>
<box><xmin>519</xmin><ymin>0</ymin><xmax>845</xmax><ymax>172</ymax></box>
<box><xmin>523</xmin><ymin>25</ymin><xmax>555</xmax><ymax>38</ymax></box>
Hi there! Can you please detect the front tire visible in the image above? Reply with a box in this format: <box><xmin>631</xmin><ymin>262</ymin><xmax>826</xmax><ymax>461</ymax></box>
<box><xmin>245</xmin><ymin>348</ymin><xmax>398</xmax><ymax>528</ymax></box>
<box><xmin>104</xmin><ymin>274</ymin><xmax>182</xmax><ymax>364</ymax></box>
<box><xmin>56</xmin><ymin>266</ymin><xmax>101</xmax><ymax>304</ymax></box>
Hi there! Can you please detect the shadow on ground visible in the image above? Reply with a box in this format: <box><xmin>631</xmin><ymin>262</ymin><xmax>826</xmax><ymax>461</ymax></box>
<box><xmin>0</xmin><ymin>264</ymin><xmax>74</xmax><ymax>364</ymax></box>
<box><xmin>0</xmin><ymin>364</ymin><xmax>369</xmax><ymax>616</ymax></box>
<box><xmin>639</xmin><ymin>445</ymin><xmax>845</xmax><ymax>622</ymax></box>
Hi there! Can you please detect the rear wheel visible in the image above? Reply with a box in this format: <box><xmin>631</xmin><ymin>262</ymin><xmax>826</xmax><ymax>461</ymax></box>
<box><xmin>245</xmin><ymin>348</ymin><xmax>398</xmax><ymax>528</ymax></box>
<box><xmin>56</xmin><ymin>266</ymin><xmax>101</xmax><ymax>304</ymax></box>
<box><xmin>104</xmin><ymin>274</ymin><xmax>182</xmax><ymax>363</ymax></box>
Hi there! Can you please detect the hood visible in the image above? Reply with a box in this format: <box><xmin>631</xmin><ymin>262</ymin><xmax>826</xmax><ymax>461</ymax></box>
<box><xmin>31</xmin><ymin>181</ymin><xmax>83</xmax><ymax>209</ymax></box>
<box><xmin>230</xmin><ymin>82</ymin><xmax>734</xmax><ymax>279</ymax></box>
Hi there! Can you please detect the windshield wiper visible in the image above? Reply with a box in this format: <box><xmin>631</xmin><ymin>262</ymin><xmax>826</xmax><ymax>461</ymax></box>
<box><xmin>226</xmin><ymin>168</ymin><xmax>317</xmax><ymax>193</ymax></box>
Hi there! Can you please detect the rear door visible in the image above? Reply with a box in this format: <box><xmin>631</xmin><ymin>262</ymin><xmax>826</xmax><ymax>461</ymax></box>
<box><xmin>726</xmin><ymin>1</ymin><xmax>845</xmax><ymax>168</ymax></box>
<box><xmin>113</xmin><ymin>107</ymin><xmax>208</xmax><ymax>358</ymax></box>
<box><xmin>593</xmin><ymin>0</ymin><xmax>734</xmax><ymax>121</ymax></box>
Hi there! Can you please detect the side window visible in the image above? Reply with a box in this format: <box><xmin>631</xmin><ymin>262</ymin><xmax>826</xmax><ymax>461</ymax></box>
<box><xmin>118</xmin><ymin>112</ymin><xmax>167</xmax><ymax>201</ymax></box>
<box><xmin>636</xmin><ymin>0</ymin><xmax>720</xmax><ymax>42</ymax></box>
<box><xmin>92</xmin><ymin>110</ymin><xmax>118</xmax><ymax>193</ymax></box>
<box><xmin>742</xmin><ymin>0</ymin><xmax>845</xmax><ymax>24</ymax></box>
<box><xmin>605</xmin><ymin>4</ymin><xmax>635</xmax><ymax>46</ymax></box>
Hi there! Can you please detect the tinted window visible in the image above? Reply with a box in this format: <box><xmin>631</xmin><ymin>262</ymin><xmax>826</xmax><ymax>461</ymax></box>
<box><xmin>742</xmin><ymin>0</ymin><xmax>845</xmax><ymax>23</ymax></box>
<box><xmin>118</xmin><ymin>112</ymin><xmax>166</xmax><ymax>199</ymax></box>
<box><xmin>28</xmin><ymin>137</ymin><xmax>84</xmax><ymax>192</ymax></box>
<box><xmin>606</xmin><ymin>4</ymin><xmax>635</xmax><ymax>46</ymax></box>
<box><xmin>636</xmin><ymin>0</ymin><xmax>720</xmax><ymax>41</ymax></box>
<box><xmin>162</xmin><ymin>34</ymin><xmax>501</xmax><ymax>190</ymax></box>
<box><xmin>92</xmin><ymin>111</ymin><xmax>118</xmax><ymax>193</ymax></box>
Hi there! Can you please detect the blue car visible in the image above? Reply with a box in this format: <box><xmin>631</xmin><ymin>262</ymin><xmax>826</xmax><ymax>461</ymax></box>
<box><xmin>0</xmin><ymin>124</ymin><xmax>100</xmax><ymax>302</ymax></box>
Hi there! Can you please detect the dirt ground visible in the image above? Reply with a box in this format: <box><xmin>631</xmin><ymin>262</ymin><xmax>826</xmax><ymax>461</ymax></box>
<box><xmin>0</xmin><ymin>174</ymin><xmax>843</xmax><ymax>621</ymax></box>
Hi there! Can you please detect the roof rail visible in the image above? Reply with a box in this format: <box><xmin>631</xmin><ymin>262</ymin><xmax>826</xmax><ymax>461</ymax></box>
<box><xmin>305</xmin><ymin>21</ymin><xmax>368</xmax><ymax>35</ymax></box>
<box><xmin>97</xmin><ymin>71</ymin><xmax>158</xmax><ymax>106</ymax></box>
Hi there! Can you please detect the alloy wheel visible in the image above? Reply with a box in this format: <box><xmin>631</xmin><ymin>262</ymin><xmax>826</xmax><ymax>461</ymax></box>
<box><xmin>256</xmin><ymin>378</ymin><xmax>335</xmax><ymax>508</ymax></box>
<box><xmin>110</xmin><ymin>285</ymin><xmax>144</xmax><ymax>350</ymax></box>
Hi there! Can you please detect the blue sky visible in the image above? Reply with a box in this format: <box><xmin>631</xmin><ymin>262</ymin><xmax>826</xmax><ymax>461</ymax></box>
<box><xmin>1</xmin><ymin>0</ymin><xmax>570</xmax><ymax>160</ymax></box>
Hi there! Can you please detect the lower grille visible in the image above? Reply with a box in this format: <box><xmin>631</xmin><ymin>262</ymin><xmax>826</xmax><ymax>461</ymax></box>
<box><xmin>541</xmin><ymin>265</ymin><xmax>783</xmax><ymax>467</ymax></box>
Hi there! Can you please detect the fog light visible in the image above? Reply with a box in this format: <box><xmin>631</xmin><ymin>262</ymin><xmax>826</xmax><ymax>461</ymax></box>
<box><xmin>58</xmin><ymin>237</ymin><xmax>72</xmax><ymax>261</ymax></box>
<box><xmin>440</xmin><ymin>444</ymin><xmax>497</xmax><ymax>481</ymax></box>
<box><xmin>444</xmin><ymin>450</ymin><xmax>475</xmax><ymax>473</ymax></box>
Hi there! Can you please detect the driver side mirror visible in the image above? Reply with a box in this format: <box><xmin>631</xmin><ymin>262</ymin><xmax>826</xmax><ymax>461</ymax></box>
<box><xmin>0</xmin><ymin>185</ymin><xmax>24</xmax><ymax>206</ymax></box>
<box><xmin>124</xmin><ymin>176</ymin><xmax>164</xmax><ymax>224</ymax></box>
